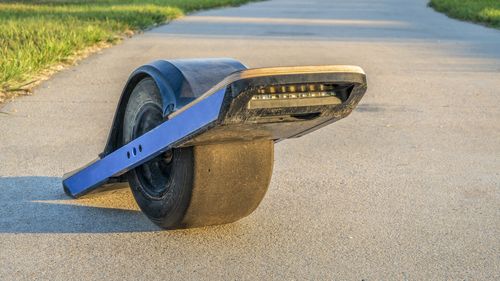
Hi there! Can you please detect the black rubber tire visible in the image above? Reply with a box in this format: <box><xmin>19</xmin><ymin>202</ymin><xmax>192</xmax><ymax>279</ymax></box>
<box><xmin>122</xmin><ymin>78</ymin><xmax>193</xmax><ymax>229</ymax></box>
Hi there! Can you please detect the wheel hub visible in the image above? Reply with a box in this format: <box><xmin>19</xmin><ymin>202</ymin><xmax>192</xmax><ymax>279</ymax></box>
<box><xmin>133</xmin><ymin>103</ymin><xmax>173</xmax><ymax>198</ymax></box>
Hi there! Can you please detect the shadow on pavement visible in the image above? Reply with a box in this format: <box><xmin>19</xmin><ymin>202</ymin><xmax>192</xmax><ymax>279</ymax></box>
<box><xmin>0</xmin><ymin>176</ymin><xmax>160</xmax><ymax>233</ymax></box>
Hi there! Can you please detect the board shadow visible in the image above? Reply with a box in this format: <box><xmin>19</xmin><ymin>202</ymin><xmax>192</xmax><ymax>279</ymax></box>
<box><xmin>0</xmin><ymin>176</ymin><xmax>160</xmax><ymax>233</ymax></box>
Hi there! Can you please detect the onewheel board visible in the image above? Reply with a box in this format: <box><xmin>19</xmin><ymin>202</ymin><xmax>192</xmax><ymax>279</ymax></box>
<box><xmin>63</xmin><ymin>58</ymin><xmax>367</xmax><ymax>229</ymax></box>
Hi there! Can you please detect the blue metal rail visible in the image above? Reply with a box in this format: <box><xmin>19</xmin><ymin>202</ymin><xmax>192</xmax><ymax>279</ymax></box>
<box><xmin>63</xmin><ymin>88</ymin><xmax>226</xmax><ymax>198</ymax></box>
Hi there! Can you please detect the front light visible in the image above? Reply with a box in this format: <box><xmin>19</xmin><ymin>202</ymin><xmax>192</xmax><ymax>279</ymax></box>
<box><xmin>248</xmin><ymin>83</ymin><xmax>342</xmax><ymax>109</ymax></box>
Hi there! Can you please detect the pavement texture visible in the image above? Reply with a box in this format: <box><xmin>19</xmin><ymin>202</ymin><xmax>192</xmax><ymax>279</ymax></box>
<box><xmin>1</xmin><ymin>0</ymin><xmax>499</xmax><ymax>280</ymax></box>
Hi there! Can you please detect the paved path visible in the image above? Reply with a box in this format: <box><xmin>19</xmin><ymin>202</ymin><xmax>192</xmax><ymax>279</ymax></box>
<box><xmin>1</xmin><ymin>0</ymin><xmax>499</xmax><ymax>279</ymax></box>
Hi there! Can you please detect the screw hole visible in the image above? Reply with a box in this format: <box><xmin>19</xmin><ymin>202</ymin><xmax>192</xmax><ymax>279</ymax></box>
<box><xmin>132</xmin><ymin>147</ymin><xmax>137</xmax><ymax>156</ymax></box>
<box><xmin>138</xmin><ymin>145</ymin><xmax>142</xmax><ymax>152</ymax></box>
<box><xmin>127</xmin><ymin>151</ymin><xmax>130</xmax><ymax>159</ymax></box>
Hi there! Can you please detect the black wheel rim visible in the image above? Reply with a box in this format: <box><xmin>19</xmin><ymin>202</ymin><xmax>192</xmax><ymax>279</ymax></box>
<box><xmin>133</xmin><ymin>103</ymin><xmax>173</xmax><ymax>199</ymax></box>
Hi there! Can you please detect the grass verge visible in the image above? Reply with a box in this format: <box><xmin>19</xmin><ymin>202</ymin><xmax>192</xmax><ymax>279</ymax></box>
<box><xmin>429</xmin><ymin>0</ymin><xmax>500</xmax><ymax>29</ymax></box>
<box><xmin>0</xmin><ymin>0</ymin><xmax>254</xmax><ymax>103</ymax></box>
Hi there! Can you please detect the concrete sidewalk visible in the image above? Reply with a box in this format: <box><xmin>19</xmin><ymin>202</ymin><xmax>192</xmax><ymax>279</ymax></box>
<box><xmin>0</xmin><ymin>0</ymin><xmax>499</xmax><ymax>279</ymax></box>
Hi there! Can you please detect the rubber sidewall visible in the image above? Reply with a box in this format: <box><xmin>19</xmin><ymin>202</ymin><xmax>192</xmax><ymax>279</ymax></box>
<box><xmin>122</xmin><ymin>78</ymin><xmax>193</xmax><ymax>229</ymax></box>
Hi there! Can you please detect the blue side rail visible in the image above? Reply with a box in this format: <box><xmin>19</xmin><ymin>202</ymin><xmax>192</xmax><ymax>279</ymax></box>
<box><xmin>63</xmin><ymin>88</ymin><xmax>226</xmax><ymax>198</ymax></box>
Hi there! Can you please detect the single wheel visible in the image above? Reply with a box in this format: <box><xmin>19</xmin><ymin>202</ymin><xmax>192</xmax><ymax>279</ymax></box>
<box><xmin>122</xmin><ymin>77</ymin><xmax>193</xmax><ymax>229</ymax></box>
<box><xmin>122</xmin><ymin>77</ymin><xmax>274</xmax><ymax>229</ymax></box>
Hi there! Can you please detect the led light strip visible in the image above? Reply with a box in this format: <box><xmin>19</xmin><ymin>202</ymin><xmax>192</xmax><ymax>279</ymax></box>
<box><xmin>247</xmin><ymin>83</ymin><xmax>343</xmax><ymax>109</ymax></box>
<box><xmin>251</xmin><ymin>91</ymin><xmax>336</xmax><ymax>100</ymax></box>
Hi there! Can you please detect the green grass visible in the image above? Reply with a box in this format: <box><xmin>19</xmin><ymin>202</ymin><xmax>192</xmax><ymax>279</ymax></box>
<box><xmin>0</xmin><ymin>0</ymin><xmax>254</xmax><ymax>100</ymax></box>
<box><xmin>429</xmin><ymin>0</ymin><xmax>500</xmax><ymax>29</ymax></box>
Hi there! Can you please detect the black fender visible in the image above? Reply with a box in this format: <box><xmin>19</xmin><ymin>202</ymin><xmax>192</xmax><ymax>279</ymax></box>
<box><xmin>101</xmin><ymin>58</ymin><xmax>246</xmax><ymax>157</ymax></box>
